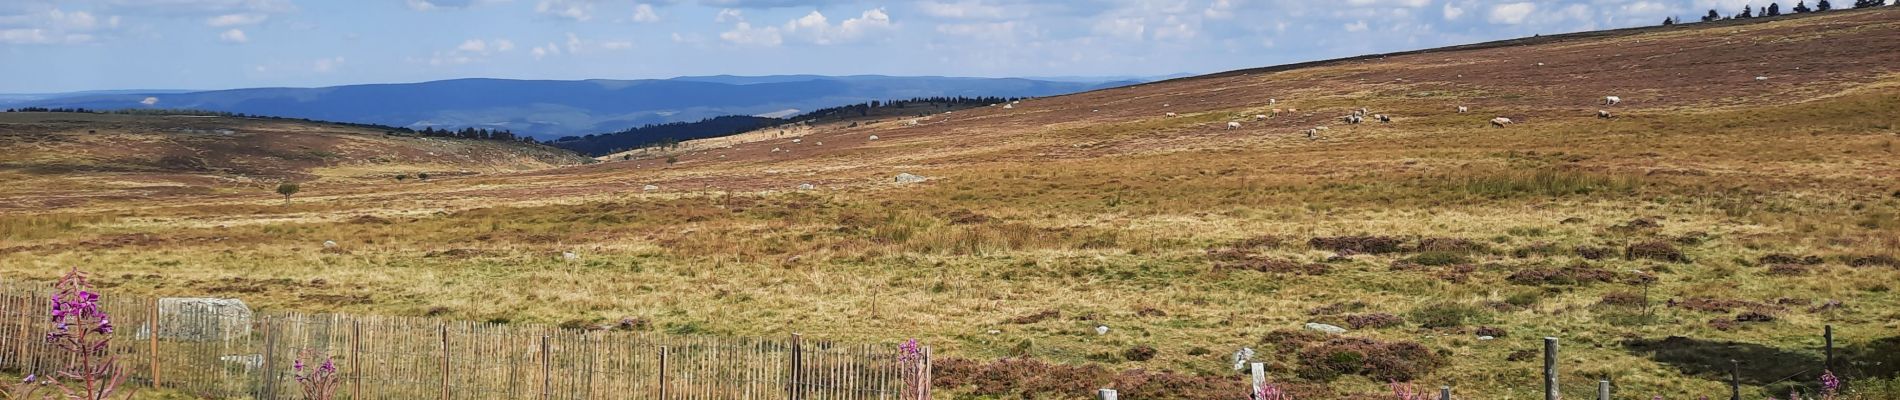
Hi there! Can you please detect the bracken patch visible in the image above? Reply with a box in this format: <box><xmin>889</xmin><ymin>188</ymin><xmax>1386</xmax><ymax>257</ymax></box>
<box><xmin>1295</xmin><ymin>337</ymin><xmax>1445</xmax><ymax>382</ymax></box>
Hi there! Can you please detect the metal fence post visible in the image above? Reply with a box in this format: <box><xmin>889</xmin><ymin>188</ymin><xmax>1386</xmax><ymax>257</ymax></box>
<box><xmin>1729</xmin><ymin>360</ymin><xmax>1741</xmax><ymax>400</ymax></box>
<box><xmin>1598</xmin><ymin>380</ymin><xmax>1611</xmax><ymax>400</ymax></box>
<box><xmin>1544</xmin><ymin>337</ymin><xmax>1560</xmax><ymax>400</ymax></box>
<box><xmin>351</xmin><ymin>319</ymin><xmax>361</xmax><ymax>400</ymax></box>
<box><xmin>1098</xmin><ymin>388</ymin><xmax>1118</xmax><ymax>400</ymax></box>
<box><xmin>1441</xmin><ymin>386</ymin><xmax>1452</xmax><ymax>400</ymax></box>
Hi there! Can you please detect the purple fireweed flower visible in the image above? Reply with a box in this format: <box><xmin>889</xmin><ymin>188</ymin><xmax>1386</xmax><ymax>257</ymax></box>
<box><xmin>320</xmin><ymin>358</ymin><xmax>336</xmax><ymax>374</ymax></box>
<box><xmin>295</xmin><ymin>359</ymin><xmax>305</xmax><ymax>373</ymax></box>
<box><xmin>22</xmin><ymin>374</ymin><xmax>34</xmax><ymax>383</ymax></box>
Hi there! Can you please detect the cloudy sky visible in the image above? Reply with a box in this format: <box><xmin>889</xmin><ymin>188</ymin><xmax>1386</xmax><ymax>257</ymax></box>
<box><xmin>0</xmin><ymin>0</ymin><xmax>1845</xmax><ymax>93</ymax></box>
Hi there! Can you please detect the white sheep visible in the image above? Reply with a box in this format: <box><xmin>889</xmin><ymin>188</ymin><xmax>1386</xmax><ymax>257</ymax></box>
<box><xmin>1254</xmin><ymin>114</ymin><xmax>1268</xmax><ymax>120</ymax></box>
<box><xmin>1315</xmin><ymin>126</ymin><xmax>1330</xmax><ymax>131</ymax></box>
<box><xmin>1604</xmin><ymin>96</ymin><xmax>1622</xmax><ymax>106</ymax></box>
<box><xmin>562</xmin><ymin>251</ymin><xmax>580</xmax><ymax>261</ymax></box>
<box><xmin>1003</xmin><ymin>104</ymin><xmax>1014</xmax><ymax>109</ymax></box>
<box><xmin>1166</xmin><ymin>112</ymin><xmax>1178</xmax><ymax>117</ymax></box>
<box><xmin>1228</xmin><ymin>121</ymin><xmax>1242</xmax><ymax>129</ymax></box>
<box><xmin>1269</xmin><ymin>99</ymin><xmax>1277</xmax><ymax>105</ymax></box>
<box><xmin>1376</xmin><ymin>114</ymin><xmax>1391</xmax><ymax>123</ymax></box>
<box><xmin>868</xmin><ymin>135</ymin><xmax>879</xmax><ymax>141</ymax></box>
<box><xmin>1457</xmin><ymin>106</ymin><xmax>1469</xmax><ymax>113</ymax></box>
<box><xmin>792</xmin><ymin>138</ymin><xmax>802</xmax><ymax>143</ymax></box>
<box><xmin>1095</xmin><ymin>325</ymin><xmax>1110</xmax><ymax>335</ymax></box>
<box><xmin>1597</xmin><ymin>110</ymin><xmax>1614</xmax><ymax>119</ymax></box>
<box><xmin>1491</xmin><ymin>117</ymin><xmax>1515</xmax><ymax>128</ymax></box>
<box><xmin>1272</xmin><ymin>108</ymin><xmax>1284</xmax><ymax>114</ymax></box>
<box><xmin>322</xmin><ymin>240</ymin><xmax>338</xmax><ymax>249</ymax></box>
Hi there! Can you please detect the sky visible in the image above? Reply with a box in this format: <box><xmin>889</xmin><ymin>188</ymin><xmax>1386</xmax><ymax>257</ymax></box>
<box><xmin>0</xmin><ymin>0</ymin><xmax>1864</xmax><ymax>93</ymax></box>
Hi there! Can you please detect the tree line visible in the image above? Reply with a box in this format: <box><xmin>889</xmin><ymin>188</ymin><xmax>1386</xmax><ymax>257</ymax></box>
<box><xmin>1667</xmin><ymin>0</ymin><xmax>1893</xmax><ymax>24</ymax></box>
<box><xmin>550</xmin><ymin>96</ymin><xmax>1023</xmax><ymax>157</ymax></box>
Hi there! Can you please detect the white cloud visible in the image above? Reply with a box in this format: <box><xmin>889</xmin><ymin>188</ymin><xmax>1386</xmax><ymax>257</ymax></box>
<box><xmin>1344</xmin><ymin>20</ymin><xmax>1368</xmax><ymax>32</ymax></box>
<box><xmin>1488</xmin><ymin>2</ymin><xmax>1536</xmax><ymax>25</ymax></box>
<box><xmin>205</xmin><ymin>13</ymin><xmax>267</xmax><ymax>27</ymax></box>
<box><xmin>919</xmin><ymin>0</ymin><xmax>1011</xmax><ymax>20</ymax></box>
<box><xmin>1203</xmin><ymin>0</ymin><xmax>1237</xmax><ymax>20</ymax></box>
<box><xmin>218</xmin><ymin>28</ymin><xmax>248</xmax><ymax>43</ymax></box>
<box><xmin>719</xmin><ymin>21</ymin><xmax>781</xmax><ymax>46</ymax></box>
<box><xmin>313</xmin><ymin>56</ymin><xmax>344</xmax><ymax>72</ymax></box>
<box><xmin>494</xmin><ymin>39</ymin><xmax>515</xmax><ymax>51</ymax></box>
<box><xmin>600</xmin><ymin>40</ymin><xmax>633</xmax><ymax>49</ymax></box>
<box><xmin>1443</xmin><ymin>2</ymin><xmax>1466</xmax><ymax>20</ymax></box>
<box><xmin>1092</xmin><ymin>17</ymin><xmax>1145</xmax><ymax>41</ymax></box>
<box><xmin>140</xmin><ymin>97</ymin><xmax>159</xmax><ymax>106</ymax></box>
<box><xmin>0</xmin><ymin>8</ymin><xmax>114</xmax><ymax>44</ymax></box>
<box><xmin>530</xmin><ymin>42</ymin><xmax>561</xmax><ymax>59</ymax></box>
<box><xmin>458</xmin><ymin>39</ymin><xmax>487</xmax><ymax>53</ymax></box>
<box><xmin>714</xmin><ymin>8</ymin><xmax>743</xmax><ymax>23</ymax></box>
<box><xmin>536</xmin><ymin>0</ymin><xmax>593</xmax><ymax>21</ymax></box>
<box><xmin>631</xmin><ymin>3</ymin><xmax>659</xmax><ymax>23</ymax></box>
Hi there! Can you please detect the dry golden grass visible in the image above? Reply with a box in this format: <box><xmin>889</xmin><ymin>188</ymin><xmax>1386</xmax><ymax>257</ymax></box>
<box><xmin>5</xmin><ymin>9</ymin><xmax>1900</xmax><ymax>399</ymax></box>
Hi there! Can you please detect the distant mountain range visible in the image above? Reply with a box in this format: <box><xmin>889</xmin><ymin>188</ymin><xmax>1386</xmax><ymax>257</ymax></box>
<box><xmin>0</xmin><ymin>75</ymin><xmax>1154</xmax><ymax>139</ymax></box>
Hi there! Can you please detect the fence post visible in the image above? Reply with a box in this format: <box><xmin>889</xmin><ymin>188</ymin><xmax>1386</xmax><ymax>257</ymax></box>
<box><xmin>1729</xmin><ymin>360</ymin><xmax>1740</xmax><ymax>400</ymax></box>
<box><xmin>658</xmin><ymin>345</ymin><xmax>669</xmax><ymax>400</ymax></box>
<box><xmin>1824</xmin><ymin>325</ymin><xmax>1834</xmax><ymax>371</ymax></box>
<box><xmin>351</xmin><ymin>319</ymin><xmax>361</xmax><ymax>400</ymax></box>
<box><xmin>1098</xmin><ymin>388</ymin><xmax>1118</xmax><ymax>400</ymax></box>
<box><xmin>261</xmin><ymin>315</ymin><xmax>278</xmax><ymax>399</ymax></box>
<box><xmin>1598</xmin><ymin>380</ymin><xmax>1611</xmax><ymax>400</ymax></box>
<box><xmin>1544</xmin><ymin>337</ymin><xmax>1559</xmax><ymax>400</ymax></box>
<box><xmin>789</xmin><ymin>333</ymin><xmax>804</xmax><ymax>400</ymax></box>
<box><xmin>1250</xmin><ymin>362</ymin><xmax>1265</xmax><ymax>395</ymax></box>
<box><xmin>539</xmin><ymin>335</ymin><xmax>551</xmax><ymax>400</ymax></box>
<box><xmin>148</xmin><ymin>298</ymin><xmax>159</xmax><ymax>388</ymax></box>
<box><xmin>440</xmin><ymin>323</ymin><xmax>450</xmax><ymax>400</ymax></box>
<box><xmin>923</xmin><ymin>345</ymin><xmax>934</xmax><ymax>400</ymax></box>
<box><xmin>1441</xmin><ymin>386</ymin><xmax>1451</xmax><ymax>400</ymax></box>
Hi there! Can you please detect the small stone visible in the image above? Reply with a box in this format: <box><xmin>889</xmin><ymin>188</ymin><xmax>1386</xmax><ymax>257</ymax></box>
<box><xmin>1304</xmin><ymin>322</ymin><xmax>1348</xmax><ymax>335</ymax></box>
<box><xmin>797</xmin><ymin>183</ymin><xmax>816</xmax><ymax>191</ymax></box>
<box><xmin>893</xmin><ymin>173</ymin><xmax>927</xmax><ymax>184</ymax></box>
<box><xmin>1478</xmin><ymin>336</ymin><xmax>1496</xmax><ymax>341</ymax></box>
<box><xmin>642</xmin><ymin>185</ymin><xmax>660</xmax><ymax>191</ymax></box>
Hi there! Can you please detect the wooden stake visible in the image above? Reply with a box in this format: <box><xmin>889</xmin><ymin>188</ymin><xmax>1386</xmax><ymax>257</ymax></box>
<box><xmin>658</xmin><ymin>345</ymin><xmax>670</xmax><ymax>400</ymax></box>
<box><xmin>540</xmin><ymin>335</ymin><xmax>551</xmax><ymax>400</ymax></box>
<box><xmin>1544</xmin><ymin>337</ymin><xmax>1560</xmax><ymax>400</ymax></box>
<box><xmin>440</xmin><ymin>323</ymin><xmax>449</xmax><ymax>400</ymax></box>
<box><xmin>148</xmin><ymin>299</ymin><xmax>159</xmax><ymax>388</ymax></box>
<box><xmin>352</xmin><ymin>319</ymin><xmax>362</xmax><ymax>400</ymax></box>
<box><xmin>789</xmin><ymin>333</ymin><xmax>804</xmax><ymax>400</ymax></box>
<box><xmin>1441</xmin><ymin>386</ymin><xmax>1452</xmax><ymax>400</ymax></box>
<box><xmin>1824</xmin><ymin>325</ymin><xmax>1835</xmax><ymax>371</ymax></box>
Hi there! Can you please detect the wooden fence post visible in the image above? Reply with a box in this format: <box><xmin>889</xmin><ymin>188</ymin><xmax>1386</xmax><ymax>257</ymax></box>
<box><xmin>923</xmin><ymin>345</ymin><xmax>934</xmax><ymax>400</ymax></box>
<box><xmin>539</xmin><ymin>335</ymin><xmax>551</xmax><ymax>400</ymax></box>
<box><xmin>1098</xmin><ymin>388</ymin><xmax>1118</xmax><ymax>400</ymax></box>
<box><xmin>658</xmin><ymin>345</ymin><xmax>670</xmax><ymax>400</ymax></box>
<box><xmin>1250</xmin><ymin>362</ymin><xmax>1265</xmax><ymax>395</ymax></box>
<box><xmin>1824</xmin><ymin>325</ymin><xmax>1834</xmax><ymax>371</ymax></box>
<box><xmin>789</xmin><ymin>333</ymin><xmax>804</xmax><ymax>400</ymax></box>
<box><xmin>1441</xmin><ymin>386</ymin><xmax>1451</xmax><ymax>400</ymax></box>
<box><xmin>1598</xmin><ymin>380</ymin><xmax>1611</xmax><ymax>400</ymax></box>
<box><xmin>351</xmin><ymin>319</ymin><xmax>361</xmax><ymax>400</ymax></box>
<box><xmin>1544</xmin><ymin>337</ymin><xmax>1559</xmax><ymax>400</ymax></box>
<box><xmin>148</xmin><ymin>299</ymin><xmax>159</xmax><ymax>388</ymax></box>
<box><xmin>440</xmin><ymin>323</ymin><xmax>450</xmax><ymax>400</ymax></box>
<box><xmin>1729</xmin><ymin>360</ymin><xmax>1740</xmax><ymax>400</ymax></box>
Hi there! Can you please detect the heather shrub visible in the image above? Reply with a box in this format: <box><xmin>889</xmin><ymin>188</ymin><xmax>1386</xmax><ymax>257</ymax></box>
<box><xmin>1508</xmin><ymin>263</ymin><xmax>1618</xmax><ymax>286</ymax></box>
<box><xmin>1123</xmin><ymin>345</ymin><xmax>1157</xmax><ymax>362</ymax></box>
<box><xmin>1626</xmin><ymin>241</ymin><xmax>1689</xmax><ymax>263</ymax></box>
<box><xmin>1344</xmin><ymin>313</ymin><xmax>1406</xmax><ymax>330</ymax></box>
<box><xmin>1309</xmin><ymin>235</ymin><xmax>1405</xmax><ymax>254</ymax></box>
<box><xmin>1296</xmin><ymin>337</ymin><xmax>1445</xmax><ymax>382</ymax></box>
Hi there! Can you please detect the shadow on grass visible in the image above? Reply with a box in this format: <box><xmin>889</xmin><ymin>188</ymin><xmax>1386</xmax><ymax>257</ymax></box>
<box><xmin>1625</xmin><ymin>335</ymin><xmax>1900</xmax><ymax>395</ymax></box>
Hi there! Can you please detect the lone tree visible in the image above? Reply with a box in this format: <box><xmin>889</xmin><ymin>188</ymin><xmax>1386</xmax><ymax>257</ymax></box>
<box><xmin>1662</xmin><ymin>16</ymin><xmax>1676</xmax><ymax>25</ymax></box>
<box><xmin>1740</xmin><ymin>5</ymin><xmax>1755</xmax><ymax>18</ymax></box>
<box><xmin>1853</xmin><ymin>0</ymin><xmax>1882</xmax><ymax>8</ymax></box>
<box><xmin>1795</xmin><ymin>1</ymin><xmax>1814</xmax><ymax>12</ymax></box>
<box><xmin>1819</xmin><ymin>0</ymin><xmax>1833</xmax><ymax>11</ymax></box>
<box><xmin>1704</xmin><ymin>9</ymin><xmax>1722</xmax><ymax>21</ymax></box>
<box><xmin>276</xmin><ymin>182</ymin><xmax>301</xmax><ymax>204</ymax></box>
<box><xmin>1768</xmin><ymin>2</ymin><xmax>1782</xmax><ymax>15</ymax></box>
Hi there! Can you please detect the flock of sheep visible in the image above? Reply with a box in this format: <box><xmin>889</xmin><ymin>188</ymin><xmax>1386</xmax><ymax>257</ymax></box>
<box><xmin>1186</xmin><ymin>95</ymin><xmax>1626</xmax><ymax>137</ymax></box>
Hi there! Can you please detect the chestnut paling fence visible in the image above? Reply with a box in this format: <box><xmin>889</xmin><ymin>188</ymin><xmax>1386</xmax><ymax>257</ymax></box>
<box><xmin>0</xmin><ymin>281</ymin><xmax>932</xmax><ymax>399</ymax></box>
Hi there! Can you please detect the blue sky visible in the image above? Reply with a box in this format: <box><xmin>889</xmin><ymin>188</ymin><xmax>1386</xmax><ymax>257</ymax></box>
<box><xmin>0</xmin><ymin>0</ymin><xmax>1852</xmax><ymax>93</ymax></box>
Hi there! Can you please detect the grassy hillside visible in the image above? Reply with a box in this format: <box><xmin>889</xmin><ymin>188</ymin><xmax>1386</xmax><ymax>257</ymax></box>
<box><xmin>0</xmin><ymin>112</ymin><xmax>587</xmax><ymax>211</ymax></box>
<box><xmin>4</xmin><ymin>8</ymin><xmax>1900</xmax><ymax>399</ymax></box>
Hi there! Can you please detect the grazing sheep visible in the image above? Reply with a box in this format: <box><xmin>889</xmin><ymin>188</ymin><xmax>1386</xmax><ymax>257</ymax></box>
<box><xmin>1166</xmin><ymin>112</ymin><xmax>1178</xmax><ymax>117</ymax></box>
<box><xmin>1376</xmin><ymin>114</ymin><xmax>1391</xmax><ymax>123</ymax></box>
<box><xmin>868</xmin><ymin>135</ymin><xmax>879</xmax><ymax>141</ymax></box>
<box><xmin>1003</xmin><ymin>104</ymin><xmax>1014</xmax><ymax>109</ymax></box>
<box><xmin>1315</xmin><ymin>126</ymin><xmax>1330</xmax><ymax>131</ymax></box>
<box><xmin>322</xmin><ymin>240</ymin><xmax>338</xmax><ymax>249</ymax></box>
<box><xmin>1457</xmin><ymin>106</ymin><xmax>1469</xmax><ymax>113</ymax></box>
<box><xmin>1357</xmin><ymin>107</ymin><xmax>1370</xmax><ymax>116</ymax></box>
<box><xmin>792</xmin><ymin>138</ymin><xmax>802</xmax><ymax>143</ymax></box>
<box><xmin>772</xmin><ymin>147</ymin><xmax>782</xmax><ymax>152</ymax></box>
<box><xmin>1269</xmin><ymin>99</ymin><xmax>1277</xmax><ymax>105</ymax></box>
<box><xmin>562</xmin><ymin>251</ymin><xmax>580</xmax><ymax>261</ymax></box>
<box><xmin>1490</xmin><ymin>117</ymin><xmax>1515</xmax><ymax>128</ymax></box>
<box><xmin>1287</xmin><ymin>108</ymin><xmax>1299</xmax><ymax>113</ymax></box>
<box><xmin>1304</xmin><ymin>129</ymin><xmax>1317</xmax><ymax>139</ymax></box>
<box><xmin>1604</xmin><ymin>96</ymin><xmax>1622</xmax><ymax>106</ymax></box>
<box><xmin>1254</xmin><ymin>114</ymin><xmax>1268</xmax><ymax>120</ymax></box>
<box><xmin>1597</xmin><ymin>110</ymin><xmax>1614</xmax><ymax>119</ymax></box>
<box><xmin>1343</xmin><ymin>115</ymin><xmax>1363</xmax><ymax>124</ymax></box>
<box><xmin>1272</xmin><ymin>108</ymin><xmax>1284</xmax><ymax>114</ymax></box>
<box><xmin>1095</xmin><ymin>325</ymin><xmax>1110</xmax><ymax>335</ymax></box>
<box><xmin>1228</xmin><ymin>121</ymin><xmax>1242</xmax><ymax>129</ymax></box>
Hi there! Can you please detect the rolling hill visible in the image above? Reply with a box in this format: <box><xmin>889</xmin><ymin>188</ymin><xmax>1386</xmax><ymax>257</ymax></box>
<box><xmin>0</xmin><ymin>75</ymin><xmax>1143</xmax><ymax>139</ymax></box>
<box><xmin>4</xmin><ymin>7</ymin><xmax>1900</xmax><ymax>400</ymax></box>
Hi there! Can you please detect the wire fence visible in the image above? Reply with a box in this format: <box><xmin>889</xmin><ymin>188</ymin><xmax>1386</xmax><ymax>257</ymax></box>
<box><xmin>0</xmin><ymin>280</ymin><xmax>931</xmax><ymax>399</ymax></box>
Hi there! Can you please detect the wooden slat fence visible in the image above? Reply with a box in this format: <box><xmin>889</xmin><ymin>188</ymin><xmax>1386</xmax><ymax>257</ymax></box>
<box><xmin>0</xmin><ymin>281</ymin><xmax>931</xmax><ymax>399</ymax></box>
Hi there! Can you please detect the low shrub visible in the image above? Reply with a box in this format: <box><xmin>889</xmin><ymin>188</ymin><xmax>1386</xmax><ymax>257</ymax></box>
<box><xmin>933</xmin><ymin>357</ymin><xmax>1247</xmax><ymax>399</ymax></box>
<box><xmin>1008</xmin><ymin>309</ymin><xmax>1060</xmax><ymax>324</ymax></box>
<box><xmin>1759</xmin><ymin>253</ymin><xmax>1823</xmax><ymax>265</ymax></box>
<box><xmin>1626</xmin><ymin>241</ymin><xmax>1689</xmax><ymax>263</ymax></box>
<box><xmin>1574</xmin><ymin>245</ymin><xmax>1616</xmax><ymax>260</ymax></box>
<box><xmin>1850</xmin><ymin>255</ymin><xmax>1900</xmax><ymax>268</ymax></box>
<box><xmin>1507</xmin><ymin>263</ymin><xmax>1618</xmax><ymax>286</ymax></box>
<box><xmin>1408</xmin><ymin>251</ymin><xmax>1472</xmax><ymax>267</ymax></box>
<box><xmin>1344</xmin><ymin>313</ymin><xmax>1406</xmax><ymax>330</ymax></box>
<box><xmin>1474</xmin><ymin>326</ymin><xmax>1508</xmax><ymax>338</ymax></box>
<box><xmin>1296</xmin><ymin>337</ymin><xmax>1445</xmax><ymax>382</ymax></box>
<box><xmin>1309</xmin><ymin>235</ymin><xmax>1404</xmax><ymax>255</ymax></box>
<box><xmin>1598</xmin><ymin>291</ymin><xmax>1647</xmax><ymax>307</ymax></box>
<box><xmin>1123</xmin><ymin>345</ymin><xmax>1158</xmax><ymax>362</ymax></box>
